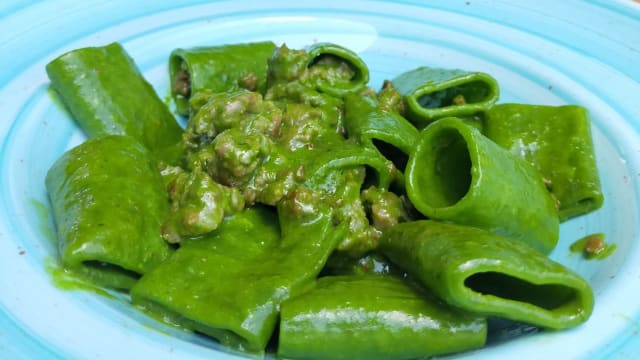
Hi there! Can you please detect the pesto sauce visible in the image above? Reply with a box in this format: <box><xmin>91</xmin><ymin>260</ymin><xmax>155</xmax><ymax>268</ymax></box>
<box><xmin>182</xmin><ymin>77</ymin><xmax>396</xmax><ymax>254</ymax></box>
<box><xmin>45</xmin><ymin>258</ymin><xmax>116</xmax><ymax>299</ymax></box>
<box><xmin>570</xmin><ymin>233</ymin><xmax>616</xmax><ymax>260</ymax></box>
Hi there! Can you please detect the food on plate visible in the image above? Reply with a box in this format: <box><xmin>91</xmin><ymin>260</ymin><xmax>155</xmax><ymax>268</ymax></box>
<box><xmin>278</xmin><ymin>275</ymin><xmax>487</xmax><ymax>360</ymax></box>
<box><xmin>45</xmin><ymin>135</ymin><xmax>171</xmax><ymax>290</ymax></box>
<box><xmin>483</xmin><ymin>104</ymin><xmax>603</xmax><ymax>221</ymax></box>
<box><xmin>45</xmin><ymin>40</ymin><xmax>603</xmax><ymax>358</ymax></box>
<box><xmin>380</xmin><ymin>220</ymin><xmax>594</xmax><ymax>330</ymax></box>
<box><xmin>405</xmin><ymin>117</ymin><xmax>559</xmax><ymax>254</ymax></box>
<box><xmin>391</xmin><ymin>66</ymin><xmax>500</xmax><ymax>127</ymax></box>
<box><xmin>46</xmin><ymin>42</ymin><xmax>184</xmax><ymax>164</ymax></box>
<box><xmin>170</xmin><ymin>41</ymin><xmax>277</xmax><ymax>115</ymax></box>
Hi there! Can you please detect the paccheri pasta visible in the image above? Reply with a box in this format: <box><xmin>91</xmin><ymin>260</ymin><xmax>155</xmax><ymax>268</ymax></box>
<box><xmin>44</xmin><ymin>41</ymin><xmax>602</xmax><ymax>359</ymax></box>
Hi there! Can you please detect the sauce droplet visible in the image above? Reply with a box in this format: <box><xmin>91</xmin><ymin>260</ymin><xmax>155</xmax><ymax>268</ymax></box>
<box><xmin>570</xmin><ymin>233</ymin><xmax>616</xmax><ymax>260</ymax></box>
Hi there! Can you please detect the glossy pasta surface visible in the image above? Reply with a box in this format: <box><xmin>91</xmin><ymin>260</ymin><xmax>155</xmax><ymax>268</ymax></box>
<box><xmin>43</xmin><ymin>40</ymin><xmax>603</xmax><ymax>359</ymax></box>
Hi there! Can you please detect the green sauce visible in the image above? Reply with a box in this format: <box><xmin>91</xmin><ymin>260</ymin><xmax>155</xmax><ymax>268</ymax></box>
<box><xmin>570</xmin><ymin>233</ymin><xmax>616</xmax><ymax>260</ymax></box>
<box><xmin>45</xmin><ymin>258</ymin><xmax>116</xmax><ymax>299</ymax></box>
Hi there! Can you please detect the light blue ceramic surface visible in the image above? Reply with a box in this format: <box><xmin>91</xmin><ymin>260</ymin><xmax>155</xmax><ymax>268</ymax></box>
<box><xmin>1</xmin><ymin>1</ymin><xmax>639</xmax><ymax>359</ymax></box>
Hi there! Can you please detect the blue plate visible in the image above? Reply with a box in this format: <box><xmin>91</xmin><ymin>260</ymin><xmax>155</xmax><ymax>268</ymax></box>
<box><xmin>1</xmin><ymin>1</ymin><xmax>640</xmax><ymax>359</ymax></box>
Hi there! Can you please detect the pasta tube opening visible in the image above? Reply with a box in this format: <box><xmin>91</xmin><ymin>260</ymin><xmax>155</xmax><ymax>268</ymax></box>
<box><xmin>133</xmin><ymin>295</ymin><xmax>254</xmax><ymax>353</ymax></box>
<box><xmin>464</xmin><ymin>271</ymin><xmax>578</xmax><ymax>311</ymax></box>
<box><xmin>419</xmin><ymin>128</ymin><xmax>472</xmax><ymax>208</ymax></box>
<box><xmin>417</xmin><ymin>80</ymin><xmax>492</xmax><ymax>109</ymax></box>
<box><xmin>307</xmin><ymin>54</ymin><xmax>360</xmax><ymax>86</ymax></box>
<box><xmin>305</xmin><ymin>42</ymin><xmax>370</xmax><ymax>97</ymax></box>
<box><xmin>80</xmin><ymin>261</ymin><xmax>142</xmax><ymax>288</ymax></box>
<box><xmin>171</xmin><ymin>58</ymin><xmax>191</xmax><ymax>98</ymax></box>
<box><xmin>372</xmin><ymin>139</ymin><xmax>409</xmax><ymax>173</ymax></box>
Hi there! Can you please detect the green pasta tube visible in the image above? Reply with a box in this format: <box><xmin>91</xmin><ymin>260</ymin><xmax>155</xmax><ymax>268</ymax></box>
<box><xmin>45</xmin><ymin>135</ymin><xmax>171</xmax><ymax>290</ymax></box>
<box><xmin>322</xmin><ymin>252</ymin><xmax>405</xmax><ymax>277</ymax></box>
<box><xmin>266</xmin><ymin>42</ymin><xmax>369</xmax><ymax>98</ymax></box>
<box><xmin>46</xmin><ymin>42</ymin><xmax>184</xmax><ymax>164</ymax></box>
<box><xmin>380</xmin><ymin>220</ymin><xmax>594</xmax><ymax>330</ymax></box>
<box><xmin>391</xmin><ymin>67</ymin><xmax>499</xmax><ymax>127</ymax></box>
<box><xmin>131</xmin><ymin>200</ymin><xmax>345</xmax><ymax>353</ymax></box>
<box><xmin>344</xmin><ymin>92</ymin><xmax>419</xmax><ymax>156</ymax></box>
<box><xmin>305</xmin><ymin>42</ymin><xmax>370</xmax><ymax>97</ymax></box>
<box><xmin>406</xmin><ymin>117</ymin><xmax>559</xmax><ymax>253</ymax></box>
<box><xmin>304</xmin><ymin>142</ymin><xmax>396</xmax><ymax>191</ymax></box>
<box><xmin>278</xmin><ymin>275</ymin><xmax>487</xmax><ymax>360</ymax></box>
<box><xmin>483</xmin><ymin>104</ymin><xmax>603</xmax><ymax>221</ymax></box>
<box><xmin>169</xmin><ymin>41</ymin><xmax>277</xmax><ymax>115</ymax></box>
